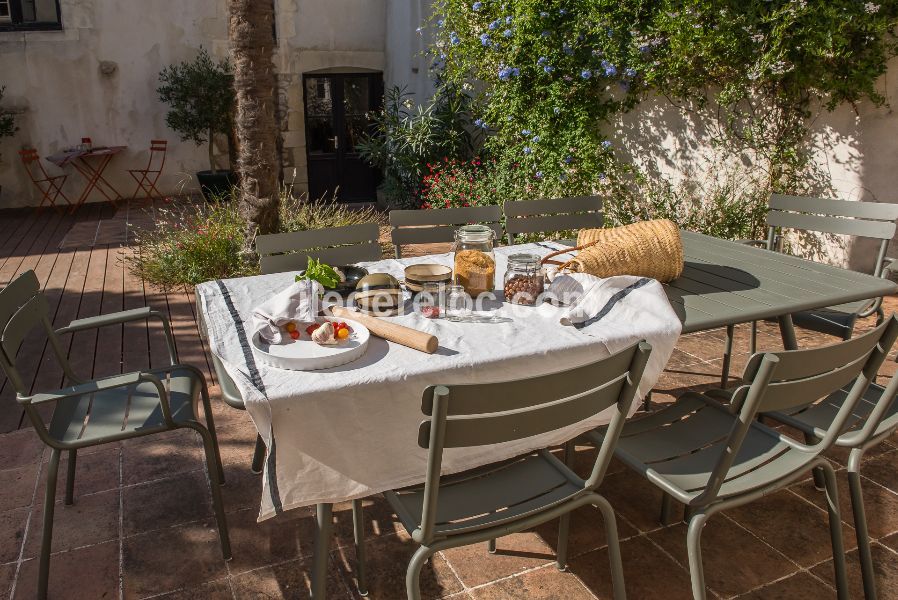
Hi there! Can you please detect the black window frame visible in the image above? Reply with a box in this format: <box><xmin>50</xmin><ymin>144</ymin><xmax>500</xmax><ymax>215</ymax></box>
<box><xmin>0</xmin><ymin>0</ymin><xmax>63</xmax><ymax>32</ymax></box>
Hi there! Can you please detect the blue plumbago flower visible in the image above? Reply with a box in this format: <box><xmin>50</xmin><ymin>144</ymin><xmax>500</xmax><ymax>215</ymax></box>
<box><xmin>535</xmin><ymin>171</ymin><xmax>544</xmax><ymax>179</ymax></box>
<box><xmin>506</xmin><ymin>115</ymin><xmax>513</xmax><ymax>121</ymax></box>
<box><xmin>480</xmin><ymin>33</ymin><xmax>491</xmax><ymax>46</ymax></box>
<box><xmin>558</xmin><ymin>172</ymin><xmax>567</xmax><ymax>181</ymax></box>
<box><xmin>472</xmin><ymin>2</ymin><xmax>483</xmax><ymax>11</ymax></box>
<box><xmin>540</xmin><ymin>11</ymin><xmax>549</xmax><ymax>17</ymax></box>
<box><xmin>541</xmin><ymin>30</ymin><xmax>551</xmax><ymax>37</ymax></box>
<box><xmin>437</xmin><ymin>18</ymin><xmax>445</xmax><ymax>27</ymax></box>
<box><xmin>564</xmin><ymin>155</ymin><xmax>573</xmax><ymax>163</ymax></box>
<box><xmin>607</xmin><ymin>28</ymin><xmax>614</xmax><ymax>38</ymax></box>
<box><xmin>503</xmin><ymin>28</ymin><xmax>513</xmax><ymax>37</ymax></box>
<box><xmin>505</xmin><ymin>15</ymin><xmax>513</xmax><ymax>24</ymax></box>
<box><xmin>559</xmin><ymin>8</ymin><xmax>567</xmax><ymax>15</ymax></box>
<box><xmin>489</xmin><ymin>19</ymin><xmax>500</xmax><ymax>30</ymax></box>
<box><xmin>523</xmin><ymin>146</ymin><xmax>532</xmax><ymax>155</ymax></box>
<box><xmin>601</xmin><ymin>60</ymin><xmax>617</xmax><ymax>77</ymax></box>
<box><xmin>599</xmin><ymin>172</ymin><xmax>607</xmax><ymax>182</ymax></box>
<box><xmin>537</xmin><ymin>56</ymin><xmax>548</xmax><ymax>65</ymax></box>
<box><xmin>498</xmin><ymin>66</ymin><xmax>513</xmax><ymax>80</ymax></box>
<box><xmin>639</xmin><ymin>44</ymin><xmax>650</xmax><ymax>53</ymax></box>
<box><xmin>562</xmin><ymin>43</ymin><xmax>574</xmax><ymax>55</ymax></box>
<box><xmin>521</xmin><ymin>128</ymin><xmax>532</xmax><ymax>135</ymax></box>
<box><xmin>450</xmin><ymin>32</ymin><xmax>460</xmax><ymax>45</ymax></box>
<box><xmin>554</xmin><ymin>107</ymin><xmax>561</xmax><ymax>115</ymax></box>
<box><xmin>543</xmin><ymin>65</ymin><xmax>555</xmax><ymax>73</ymax></box>
<box><xmin>625</xmin><ymin>67</ymin><xmax>637</xmax><ymax>78</ymax></box>
<box><xmin>601</xmin><ymin>140</ymin><xmax>612</xmax><ymax>150</ymax></box>
<box><xmin>580</xmin><ymin>69</ymin><xmax>592</xmax><ymax>79</ymax></box>
<box><xmin>532</xmin><ymin>135</ymin><xmax>541</xmax><ymax>142</ymax></box>
<box><xmin>474</xmin><ymin>118</ymin><xmax>485</xmax><ymax>127</ymax></box>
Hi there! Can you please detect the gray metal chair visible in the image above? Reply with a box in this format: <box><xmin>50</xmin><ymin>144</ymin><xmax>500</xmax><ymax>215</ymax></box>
<box><xmin>255</xmin><ymin>222</ymin><xmax>382</xmax><ymax>274</ymax></box>
<box><xmin>0</xmin><ymin>270</ymin><xmax>231</xmax><ymax>600</ymax></box>
<box><xmin>390</xmin><ymin>206</ymin><xmax>503</xmax><ymax>258</ymax></box>
<box><xmin>214</xmin><ymin>222</ymin><xmax>384</xmax><ymax>474</ymax></box>
<box><xmin>586</xmin><ymin>316</ymin><xmax>898</xmax><ymax>600</ymax></box>
<box><xmin>357</xmin><ymin>340</ymin><xmax>652</xmax><ymax>600</ymax></box>
<box><xmin>719</xmin><ymin>194</ymin><xmax>898</xmax><ymax>386</ymax></box>
<box><xmin>763</xmin><ymin>367</ymin><xmax>898</xmax><ymax>599</ymax></box>
<box><xmin>503</xmin><ymin>196</ymin><xmax>603</xmax><ymax>245</ymax></box>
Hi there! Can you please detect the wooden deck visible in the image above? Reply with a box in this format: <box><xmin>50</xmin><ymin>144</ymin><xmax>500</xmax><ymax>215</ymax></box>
<box><xmin>0</xmin><ymin>200</ymin><xmax>221</xmax><ymax>435</ymax></box>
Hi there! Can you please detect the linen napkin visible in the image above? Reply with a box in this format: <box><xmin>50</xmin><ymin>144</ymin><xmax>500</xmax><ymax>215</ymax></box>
<box><xmin>251</xmin><ymin>279</ymin><xmax>321</xmax><ymax>344</ymax></box>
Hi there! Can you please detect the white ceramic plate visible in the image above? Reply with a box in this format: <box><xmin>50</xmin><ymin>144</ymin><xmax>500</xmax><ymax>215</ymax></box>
<box><xmin>251</xmin><ymin>317</ymin><xmax>370</xmax><ymax>371</ymax></box>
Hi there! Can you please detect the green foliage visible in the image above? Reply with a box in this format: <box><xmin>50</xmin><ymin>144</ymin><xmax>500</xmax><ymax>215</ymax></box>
<box><xmin>428</xmin><ymin>0</ymin><xmax>898</xmax><ymax>237</ymax></box>
<box><xmin>296</xmin><ymin>257</ymin><xmax>340</xmax><ymax>288</ymax></box>
<box><xmin>357</xmin><ymin>85</ymin><xmax>478</xmax><ymax>208</ymax></box>
<box><xmin>0</xmin><ymin>87</ymin><xmax>15</xmax><ymax>140</ymax></box>
<box><xmin>157</xmin><ymin>48</ymin><xmax>234</xmax><ymax>172</ymax></box>
<box><xmin>127</xmin><ymin>201</ymin><xmax>250</xmax><ymax>288</ymax></box>
<box><xmin>128</xmin><ymin>189</ymin><xmax>388</xmax><ymax>288</ymax></box>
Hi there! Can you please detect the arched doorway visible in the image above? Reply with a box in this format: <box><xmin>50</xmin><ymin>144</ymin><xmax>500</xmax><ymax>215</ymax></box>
<box><xmin>303</xmin><ymin>70</ymin><xmax>383</xmax><ymax>203</ymax></box>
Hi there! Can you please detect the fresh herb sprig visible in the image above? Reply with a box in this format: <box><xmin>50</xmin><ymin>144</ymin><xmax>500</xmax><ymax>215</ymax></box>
<box><xmin>295</xmin><ymin>257</ymin><xmax>341</xmax><ymax>289</ymax></box>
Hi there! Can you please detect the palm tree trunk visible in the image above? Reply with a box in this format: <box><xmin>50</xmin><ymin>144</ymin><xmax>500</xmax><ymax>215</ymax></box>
<box><xmin>229</xmin><ymin>0</ymin><xmax>281</xmax><ymax>248</ymax></box>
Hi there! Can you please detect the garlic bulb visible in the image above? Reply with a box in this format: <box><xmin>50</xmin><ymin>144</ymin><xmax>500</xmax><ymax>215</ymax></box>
<box><xmin>311</xmin><ymin>321</ymin><xmax>338</xmax><ymax>345</ymax></box>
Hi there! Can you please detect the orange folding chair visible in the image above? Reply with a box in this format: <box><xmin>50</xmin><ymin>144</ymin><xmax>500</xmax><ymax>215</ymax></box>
<box><xmin>19</xmin><ymin>149</ymin><xmax>72</xmax><ymax>213</ymax></box>
<box><xmin>127</xmin><ymin>140</ymin><xmax>167</xmax><ymax>200</ymax></box>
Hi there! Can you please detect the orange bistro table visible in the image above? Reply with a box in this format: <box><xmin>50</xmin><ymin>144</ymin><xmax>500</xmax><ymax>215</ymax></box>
<box><xmin>46</xmin><ymin>145</ymin><xmax>127</xmax><ymax>212</ymax></box>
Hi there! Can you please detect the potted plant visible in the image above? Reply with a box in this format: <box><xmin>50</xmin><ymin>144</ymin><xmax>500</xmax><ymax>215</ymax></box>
<box><xmin>157</xmin><ymin>48</ymin><xmax>236</xmax><ymax>200</ymax></box>
<box><xmin>0</xmin><ymin>86</ymin><xmax>17</xmax><ymax>198</ymax></box>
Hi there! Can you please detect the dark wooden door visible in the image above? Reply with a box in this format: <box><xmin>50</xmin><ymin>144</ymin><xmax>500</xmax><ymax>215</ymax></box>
<box><xmin>303</xmin><ymin>72</ymin><xmax>382</xmax><ymax>203</ymax></box>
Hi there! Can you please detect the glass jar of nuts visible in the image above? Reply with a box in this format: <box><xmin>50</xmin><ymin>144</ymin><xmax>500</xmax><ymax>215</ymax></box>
<box><xmin>503</xmin><ymin>253</ymin><xmax>545</xmax><ymax>305</ymax></box>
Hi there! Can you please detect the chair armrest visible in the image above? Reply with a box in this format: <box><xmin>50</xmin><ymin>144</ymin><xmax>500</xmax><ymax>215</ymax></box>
<box><xmin>56</xmin><ymin>307</ymin><xmax>177</xmax><ymax>365</ymax></box>
<box><xmin>881</xmin><ymin>257</ymin><xmax>897</xmax><ymax>277</ymax></box>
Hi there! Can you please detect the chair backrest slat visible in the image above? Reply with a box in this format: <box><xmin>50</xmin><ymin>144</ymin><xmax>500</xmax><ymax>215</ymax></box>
<box><xmin>504</xmin><ymin>196</ymin><xmax>603</xmax><ymax>243</ymax></box>
<box><xmin>1</xmin><ymin>294</ymin><xmax>50</xmax><ymax>362</ymax></box>
<box><xmin>767</xmin><ymin>210</ymin><xmax>895</xmax><ymax>240</ymax></box>
<box><xmin>255</xmin><ymin>223</ymin><xmax>381</xmax><ymax>274</ymax></box>
<box><xmin>770</xmin><ymin>194</ymin><xmax>898</xmax><ymax>221</ymax></box>
<box><xmin>390</xmin><ymin>206</ymin><xmax>502</xmax><ymax>258</ymax></box>
<box><xmin>757</xmin><ymin>353</ymin><xmax>869</xmax><ymax>413</ymax></box>
<box><xmin>432</xmin><ymin>373</ymin><xmax>629</xmax><ymax>448</ymax></box>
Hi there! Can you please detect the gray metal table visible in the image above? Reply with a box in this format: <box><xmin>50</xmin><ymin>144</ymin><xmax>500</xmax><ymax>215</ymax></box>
<box><xmin>203</xmin><ymin>230</ymin><xmax>897</xmax><ymax>599</ymax></box>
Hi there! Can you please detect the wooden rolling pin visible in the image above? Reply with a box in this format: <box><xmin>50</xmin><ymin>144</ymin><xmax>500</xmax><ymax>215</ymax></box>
<box><xmin>330</xmin><ymin>306</ymin><xmax>439</xmax><ymax>354</ymax></box>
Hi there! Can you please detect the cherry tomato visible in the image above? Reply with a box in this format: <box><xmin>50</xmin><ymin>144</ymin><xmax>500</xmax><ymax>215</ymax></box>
<box><xmin>284</xmin><ymin>322</ymin><xmax>297</xmax><ymax>333</ymax></box>
<box><xmin>289</xmin><ymin>330</ymin><xmax>300</xmax><ymax>340</ymax></box>
<box><xmin>336</xmin><ymin>327</ymin><xmax>350</xmax><ymax>339</ymax></box>
<box><xmin>305</xmin><ymin>323</ymin><xmax>321</xmax><ymax>336</ymax></box>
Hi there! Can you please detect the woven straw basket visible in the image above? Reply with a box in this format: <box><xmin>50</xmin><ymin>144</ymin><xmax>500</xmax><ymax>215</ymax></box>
<box><xmin>541</xmin><ymin>219</ymin><xmax>684</xmax><ymax>282</ymax></box>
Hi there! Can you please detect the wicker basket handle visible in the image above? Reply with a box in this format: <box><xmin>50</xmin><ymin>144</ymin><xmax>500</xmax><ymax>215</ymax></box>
<box><xmin>540</xmin><ymin>239</ymin><xmax>601</xmax><ymax>266</ymax></box>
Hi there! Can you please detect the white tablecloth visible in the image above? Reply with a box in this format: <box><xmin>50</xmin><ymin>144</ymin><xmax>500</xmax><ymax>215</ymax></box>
<box><xmin>196</xmin><ymin>243</ymin><xmax>681</xmax><ymax>520</ymax></box>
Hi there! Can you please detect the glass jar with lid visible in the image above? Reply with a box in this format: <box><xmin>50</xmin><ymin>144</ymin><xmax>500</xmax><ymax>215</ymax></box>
<box><xmin>503</xmin><ymin>253</ymin><xmax>545</xmax><ymax>305</ymax></box>
<box><xmin>452</xmin><ymin>224</ymin><xmax>496</xmax><ymax>297</ymax></box>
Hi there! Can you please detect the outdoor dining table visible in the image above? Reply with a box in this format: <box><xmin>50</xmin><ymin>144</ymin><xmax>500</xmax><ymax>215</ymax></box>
<box><xmin>197</xmin><ymin>230</ymin><xmax>897</xmax><ymax>599</ymax></box>
<box><xmin>45</xmin><ymin>145</ymin><xmax>127</xmax><ymax>211</ymax></box>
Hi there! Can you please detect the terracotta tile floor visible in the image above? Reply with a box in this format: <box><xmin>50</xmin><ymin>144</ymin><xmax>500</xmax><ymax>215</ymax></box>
<box><xmin>1</xmin><ymin>203</ymin><xmax>898</xmax><ymax>598</ymax></box>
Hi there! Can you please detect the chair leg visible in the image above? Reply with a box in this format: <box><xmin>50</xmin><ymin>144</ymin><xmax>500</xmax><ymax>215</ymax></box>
<box><xmin>556</xmin><ymin>512</ymin><xmax>571</xmax><ymax>571</ymax></box>
<box><xmin>200</xmin><ymin>386</ymin><xmax>225</xmax><ymax>484</ymax></box>
<box><xmin>847</xmin><ymin>453</ymin><xmax>877</xmax><ymax>600</ymax></box>
<box><xmin>65</xmin><ymin>449</ymin><xmax>77</xmax><ymax>505</ymax></box>
<box><xmin>311</xmin><ymin>503</ymin><xmax>333</xmax><ymax>600</ymax></box>
<box><xmin>352</xmin><ymin>498</ymin><xmax>368</xmax><ymax>596</ymax></box>
<box><xmin>686</xmin><ymin>512</ymin><xmax>710</xmax><ymax>600</ymax></box>
<box><xmin>660</xmin><ymin>494</ymin><xmax>676</xmax><ymax>526</ymax></box>
<box><xmin>593</xmin><ymin>495</ymin><xmax>626</xmax><ymax>600</ymax></box>
<box><xmin>487</xmin><ymin>538</ymin><xmax>496</xmax><ymax>554</ymax></box>
<box><xmin>721</xmin><ymin>324</ymin><xmax>734</xmax><ymax>388</ymax></box>
<box><xmin>197</xmin><ymin>426</ymin><xmax>232</xmax><ymax>560</ymax></box>
<box><xmin>251</xmin><ymin>435</ymin><xmax>266</xmax><ymax>474</ymax></box>
<box><xmin>39</xmin><ymin>449</ymin><xmax>61</xmax><ymax>600</ymax></box>
<box><xmin>821</xmin><ymin>462</ymin><xmax>849</xmax><ymax>600</ymax></box>
<box><xmin>406</xmin><ymin>545</ymin><xmax>433</xmax><ymax>600</ymax></box>
<box><xmin>778</xmin><ymin>315</ymin><xmax>798</xmax><ymax>350</ymax></box>
<box><xmin>749</xmin><ymin>321</ymin><xmax>757</xmax><ymax>354</ymax></box>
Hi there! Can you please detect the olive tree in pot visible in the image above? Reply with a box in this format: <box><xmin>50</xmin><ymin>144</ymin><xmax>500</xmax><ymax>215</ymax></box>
<box><xmin>157</xmin><ymin>48</ymin><xmax>237</xmax><ymax>201</ymax></box>
<box><xmin>0</xmin><ymin>86</ymin><xmax>17</xmax><ymax>198</ymax></box>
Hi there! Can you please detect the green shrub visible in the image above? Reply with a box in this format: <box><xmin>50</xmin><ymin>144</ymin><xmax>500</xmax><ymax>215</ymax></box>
<box><xmin>128</xmin><ymin>189</ymin><xmax>389</xmax><ymax>288</ymax></box>
<box><xmin>127</xmin><ymin>201</ymin><xmax>249</xmax><ymax>288</ymax></box>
